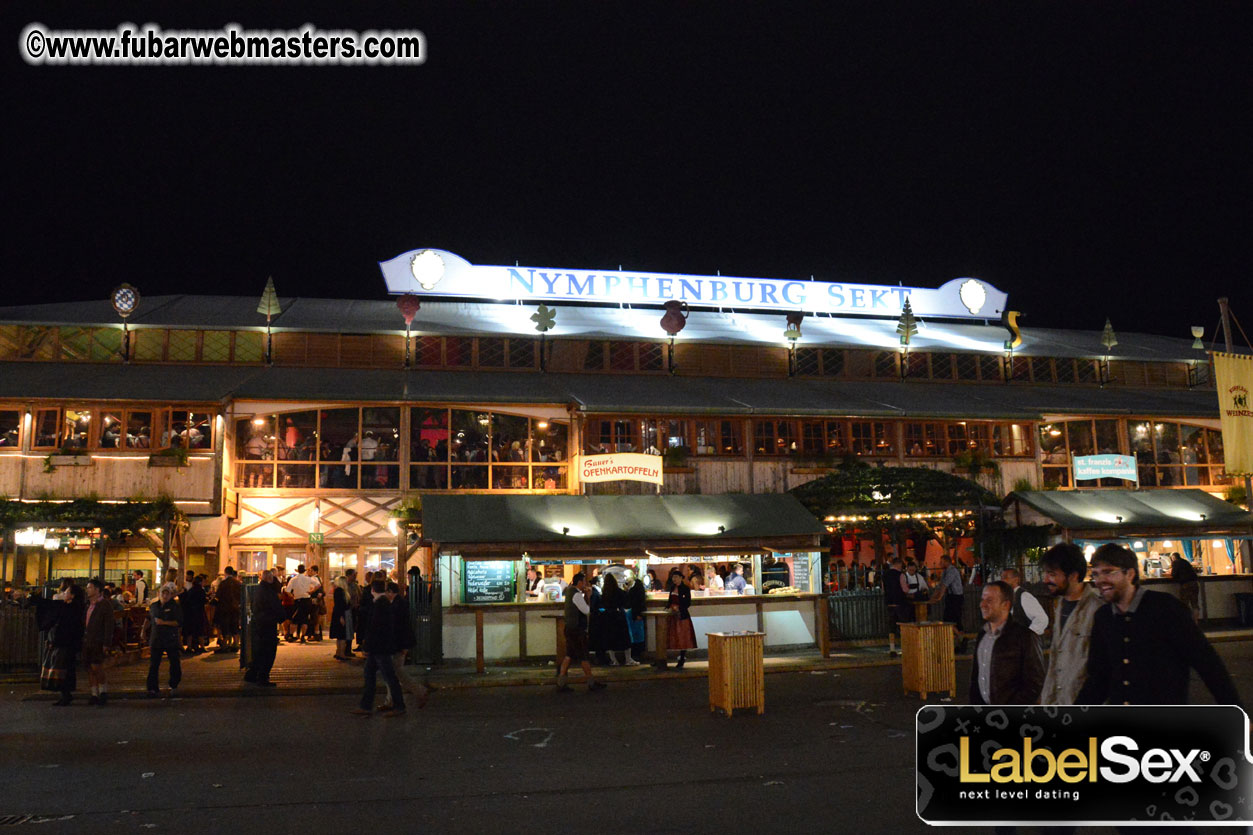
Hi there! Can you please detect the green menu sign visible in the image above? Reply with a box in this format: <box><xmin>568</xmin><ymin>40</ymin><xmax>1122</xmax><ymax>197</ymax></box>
<box><xmin>463</xmin><ymin>560</ymin><xmax>515</xmax><ymax>604</ymax></box>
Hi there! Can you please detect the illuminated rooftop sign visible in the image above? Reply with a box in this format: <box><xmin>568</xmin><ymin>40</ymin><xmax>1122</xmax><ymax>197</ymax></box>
<box><xmin>379</xmin><ymin>248</ymin><xmax>1008</xmax><ymax>320</ymax></box>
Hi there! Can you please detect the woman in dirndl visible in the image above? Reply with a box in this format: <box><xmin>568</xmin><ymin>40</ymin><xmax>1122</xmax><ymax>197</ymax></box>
<box><xmin>665</xmin><ymin>567</ymin><xmax>696</xmax><ymax>669</ymax></box>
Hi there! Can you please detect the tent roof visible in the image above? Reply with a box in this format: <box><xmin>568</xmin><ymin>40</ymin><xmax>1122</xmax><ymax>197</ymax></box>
<box><xmin>1006</xmin><ymin>489</ymin><xmax>1253</xmax><ymax>532</ymax></box>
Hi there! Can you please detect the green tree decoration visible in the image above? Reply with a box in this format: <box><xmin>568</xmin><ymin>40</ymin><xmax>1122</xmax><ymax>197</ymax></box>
<box><xmin>1100</xmin><ymin>318</ymin><xmax>1118</xmax><ymax>351</ymax></box>
<box><xmin>257</xmin><ymin>276</ymin><xmax>281</xmax><ymax>364</ymax></box>
<box><xmin>896</xmin><ymin>297</ymin><xmax>918</xmax><ymax>347</ymax></box>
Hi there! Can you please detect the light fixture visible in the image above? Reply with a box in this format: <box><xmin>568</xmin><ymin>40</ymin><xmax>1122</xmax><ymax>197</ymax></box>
<box><xmin>562</xmin><ymin>526</ymin><xmax>570</xmax><ymax>536</ymax></box>
<box><xmin>1200</xmin><ymin>513</ymin><xmax>1207</xmax><ymax>522</ymax></box>
<box><xmin>1115</xmin><ymin>515</ymin><xmax>1123</xmax><ymax>524</ymax></box>
<box><xmin>1162</xmin><ymin>540</ymin><xmax>1173</xmax><ymax>548</ymax></box>
<box><xmin>252</xmin><ymin>417</ymin><xmax>266</xmax><ymax>426</ymax></box>
<box><xmin>15</xmin><ymin>528</ymin><xmax>46</xmax><ymax>547</ymax></box>
<box><xmin>387</xmin><ymin>518</ymin><xmax>399</xmax><ymax>536</ymax></box>
<box><xmin>1190</xmin><ymin>325</ymin><xmax>1204</xmax><ymax>351</ymax></box>
<box><xmin>1133</xmin><ymin>541</ymin><xmax>1145</xmax><ymax>550</ymax></box>
<box><xmin>44</xmin><ymin>537</ymin><xmax>61</xmax><ymax>550</ymax></box>
<box><xmin>717</xmin><ymin>525</ymin><xmax>726</xmax><ymax>534</ymax></box>
<box><xmin>536</xmin><ymin>421</ymin><xmax>549</xmax><ymax>431</ymax></box>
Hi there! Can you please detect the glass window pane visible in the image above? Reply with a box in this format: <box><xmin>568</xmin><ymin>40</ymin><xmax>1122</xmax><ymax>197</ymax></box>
<box><xmin>1205</xmin><ymin>428</ymin><xmax>1224</xmax><ymax>465</ymax></box>
<box><xmin>532</xmin><ymin>465</ymin><xmax>567</xmax><ymax>490</ymax></box>
<box><xmin>234</xmin><ymin>331</ymin><xmax>264</xmax><ymax>363</ymax></box>
<box><xmin>509</xmin><ymin>338</ymin><xmax>537</xmax><ymax>369</ymax></box>
<box><xmin>478</xmin><ymin>338</ymin><xmax>505</xmax><ymax>367</ymax></box>
<box><xmin>451</xmin><ymin>465</ymin><xmax>488</xmax><ymax>488</ymax></box>
<box><xmin>318</xmin><ymin>409</ymin><xmax>358</xmax><ymax>486</ymax></box>
<box><xmin>492</xmin><ymin>466</ymin><xmax>529</xmax><ymax>489</ymax></box>
<box><xmin>363</xmin><ymin>465</ymin><xmax>399</xmax><ymax>489</ymax></box>
<box><xmin>821</xmin><ymin>349</ymin><xmax>844</xmax><ymax>376</ymax></box>
<box><xmin>99</xmin><ymin>411</ymin><xmax>123</xmax><ymax>448</ymax></box>
<box><xmin>930</xmin><ymin>353</ymin><xmax>952</xmax><ymax>380</ymax></box>
<box><xmin>362</xmin><ymin>407</ymin><xmax>400</xmax><ymax>461</ymax></box>
<box><xmin>411</xmin><ymin>408</ymin><xmax>450</xmax><ymax>463</ymax></box>
<box><xmin>663</xmin><ymin>420</ymin><xmax>687</xmax><ymax>453</ymax></box>
<box><xmin>127</xmin><ymin>411</ymin><xmax>153</xmax><ymax>449</ymax></box>
<box><xmin>825</xmin><ymin>421</ymin><xmax>846</xmax><ymax>454</ymax></box>
<box><xmin>905</xmin><ymin>423</ymin><xmax>940</xmax><ymax>457</ymax></box>
<box><xmin>446</xmin><ymin>337</ymin><xmax>472</xmax><ymax>366</ymax></box>
<box><xmin>1040</xmin><ymin>423</ymin><xmax>1067</xmax><ymax>464</ymax></box>
<box><xmin>532</xmin><ymin>419</ymin><xmax>567</xmax><ymax>462</ymax></box>
<box><xmin>873</xmin><ymin>351</ymin><xmax>897</xmax><ymax>378</ymax></box>
<box><xmin>495</xmin><ymin>414</ymin><xmax>529</xmax><ymax>462</ymax></box>
<box><xmin>62</xmin><ymin>409</ymin><xmax>91</xmax><ymax>449</ymax></box>
<box><xmin>168</xmin><ymin>330</ymin><xmax>197</xmax><ymax>362</ymax></box>
<box><xmin>409</xmin><ymin>464</ymin><xmax>448</xmax><ymax>490</ymax></box>
<box><xmin>1093</xmin><ymin>420</ymin><xmax>1119</xmax><ymax>455</ymax></box>
<box><xmin>452</xmin><ymin>410</ymin><xmax>489</xmax><ymax>462</ymax></box>
<box><xmin>1127</xmin><ymin>420</ymin><xmax>1156</xmax><ymax>486</ymax></box>
<box><xmin>237</xmin><ymin>416</ymin><xmax>274</xmax><ymax>460</ymax></box>
<box><xmin>955</xmin><ymin>354</ymin><xmax>979</xmax><ymax>381</ymax></box>
<box><xmin>1055</xmin><ymin>358</ymin><xmax>1076</xmax><ymax>383</ymax></box>
<box><xmin>1153</xmin><ymin>422</ymin><xmax>1180</xmax><ymax>485</ymax></box>
<box><xmin>203</xmin><ymin>331</ymin><xmax>231</xmax><ymax>362</ymax></box>
<box><xmin>34</xmin><ymin>409</ymin><xmax>59</xmax><ymax>448</ymax></box>
<box><xmin>278</xmin><ymin>411</ymin><xmax>317</xmax><ymax>460</ymax></box>
<box><xmin>417</xmin><ymin>336</ymin><xmax>442</xmax><ymax>367</ymax></box>
<box><xmin>801</xmin><ymin>421</ymin><xmax>825</xmax><ymax>455</ymax></box>
<box><xmin>1030</xmin><ymin>357</ymin><xmax>1053</xmax><ymax>382</ymax></box>
<box><xmin>278</xmin><ymin>464</ymin><xmax>315</xmax><ymax>488</ymax></box>
<box><xmin>584</xmin><ymin>341</ymin><xmax>604</xmax><ymax>370</ymax></box>
<box><xmin>1076</xmin><ymin>360</ymin><xmax>1098</xmax><ymax>383</ymax></box>
<box><xmin>1180</xmin><ymin>424</ymin><xmax>1205</xmax><ymax>485</ymax></box>
<box><xmin>980</xmin><ymin>355</ymin><xmax>1003</xmax><ymax>382</ymax></box>
<box><xmin>637</xmin><ymin>342</ymin><xmax>663</xmax><ymax>372</ymax></box>
<box><xmin>608</xmin><ymin>342</ymin><xmax>635</xmax><ymax>371</ymax></box>
<box><xmin>0</xmin><ymin>410</ymin><xmax>19</xmax><ymax>448</ymax></box>
<box><xmin>795</xmin><ymin>348</ymin><xmax>820</xmax><ymax>376</ymax></box>
<box><xmin>947</xmin><ymin>422</ymin><xmax>970</xmax><ymax>456</ymax></box>
<box><xmin>1067</xmin><ymin>420</ymin><xmax>1095</xmax><ymax>456</ymax></box>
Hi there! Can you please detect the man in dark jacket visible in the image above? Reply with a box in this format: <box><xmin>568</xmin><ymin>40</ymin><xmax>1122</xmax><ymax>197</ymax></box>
<box><xmin>969</xmin><ymin>581</ymin><xmax>1044</xmax><ymax>705</ymax></box>
<box><xmin>351</xmin><ymin>579</ymin><xmax>406</xmax><ymax>716</ymax></box>
<box><xmin>245</xmin><ymin>570</ymin><xmax>285</xmax><ymax>687</ymax></box>
<box><xmin>146</xmin><ymin>583</ymin><xmax>184</xmax><ymax>697</ymax></box>
<box><xmin>882</xmin><ymin>557</ymin><xmax>909</xmax><ymax>654</ymax></box>
<box><xmin>1078</xmin><ymin>544</ymin><xmax>1239</xmax><ymax>706</ymax></box>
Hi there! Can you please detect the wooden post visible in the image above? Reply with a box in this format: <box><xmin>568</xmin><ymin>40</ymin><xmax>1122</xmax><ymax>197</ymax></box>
<box><xmin>755</xmin><ymin>600</ymin><xmax>764</xmax><ymax>634</ymax></box>
<box><xmin>816</xmin><ymin>595</ymin><xmax>830</xmax><ymax>658</ymax></box>
<box><xmin>518</xmin><ymin>609</ymin><xmax>527</xmax><ymax>659</ymax></box>
<box><xmin>475</xmin><ymin>609</ymin><xmax>485</xmax><ymax>674</ymax></box>
<box><xmin>97</xmin><ymin>533</ymin><xmax>107</xmax><ymax>580</ymax></box>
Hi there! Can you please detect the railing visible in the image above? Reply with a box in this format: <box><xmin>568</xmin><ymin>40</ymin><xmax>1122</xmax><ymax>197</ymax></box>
<box><xmin>0</xmin><ymin>607</ymin><xmax>41</xmax><ymax>669</ymax></box>
<box><xmin>828</xmin><ymin>584</ymin><xmax>988</xmax><ymax>641</ymax></box>
<box><xmin>409</xmin><ymin>578</ymin><xmax>442</xmax><ymax>665</ymax></box>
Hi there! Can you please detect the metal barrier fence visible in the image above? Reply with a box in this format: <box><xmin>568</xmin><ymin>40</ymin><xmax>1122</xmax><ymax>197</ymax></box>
<box><xmin>828</xmin><ymin>584</ymin><xmax>987</xmax><ymax>640</ymax></box>
<box><xmin>0</xmin><ymin>607</ymin><xmax>41</xmax><ymax>669</ymax></box>
<box><xmin>408</xmin><ymin>579</ymin><xmax>441</xmax><ymax>665</ymax></box>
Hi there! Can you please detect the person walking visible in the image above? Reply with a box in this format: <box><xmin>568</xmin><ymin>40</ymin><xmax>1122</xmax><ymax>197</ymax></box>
<box><xmin>968</xmin><ymin>581</ymin><xmax>1044</xmax><ymax>705</ymax></box>
<box><xmin>213</xmin><ymin>566</ymin><xmax>242</xmax><ymax>652</ymax></box>
<box><xmin>882</xmin><ymin>556</ymin><xmax>909</xmax><ymax>654</ymax></box>
<box><xmin>245</xmin><ymin>569</ymin><xmax>285</xmax><ymax>687</ymax></box>
<box><xmin>146</xmin><ymin>583</ymin><xmax>184</xmax><ymax>698</ymax></box>
<box><xmin>48</xmin><ymin>583</ymin><xmax>85</xmax><ymax>707</ymax></box>
<box><xmin>555</xmin><ymin>572</ymin><xmax>605</xmax><ymax>693</ymax></box>
<box><xmin>665</xmin><ymin>567</ymin><xmax>697</xmax><ymax>669</ymax></box>
<box><xmin>1078</xmin><ymin>543</ymin><xmax>1239</xmax><ymax>706</ymax></box>
<box><xmin>1038</xmin><ymin>543</ymin><xmax>1102</xmax><ymax>706</ymax></box>
<box><xmin>383</xmin><ymin>581</ymin><xmax>427</xmax><ymax>710</ymax></box>
<box><xmin>351</xmin><ymin>578</ymin><xmax>407</xmax><ymax>717</ymax></box>
<box><xmin>599</xmin><ymin>573</ymin><xmax>632</xmax><ymax>666</ymax></box>
<box><xmin>354</xmin><ymin>571</ymin><xmax>373</xmax><ymax>653</ymax></box>
<box><xmin>1000</xmin><ymin>568</ymin><xmax>1049</xmax><ymax>636</ymax></box>
<box><xmin>307</xmin><ymin>565</ymin><xmax>325</xmax><ymax>641</ymax></box>
<box><xmin>83</xmin><ymin>578</ymin><xmax>114</xmax><ymax>706</ymax></box>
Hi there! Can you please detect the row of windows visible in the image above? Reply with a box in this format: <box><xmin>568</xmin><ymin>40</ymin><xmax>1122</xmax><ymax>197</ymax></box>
<box><xmin>233</xmin><ymin>407</ymin><xmax>571</xmax><ymax>490</ymax></box>
<box><xmin>0</xmin><ymin>325</ymin><xmax>1209</xmax><ymax>388</ymax></box>
<box><xmin>586</xmin><ymin>418</ymin><xmax>1036</xmax><ymax>458</ymax></box>
<box><xmin>1039</xmin><ymin>419</ymin><xmax>1229</xmax><ymax>487</ymax></box>
<box><xmin>0</xmin><ymin>407</ymin><xmax>214</xmax><ymax>451</ymax></box>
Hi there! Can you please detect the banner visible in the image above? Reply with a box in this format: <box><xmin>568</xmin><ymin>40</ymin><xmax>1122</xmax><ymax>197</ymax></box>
<box><xmin>1213</xmin><ymin>352</ymin><xmax>1253</xmax><ymax>475</ymax></box>
<box><xmin>1073</xmin><ymin>454</ymin><xmax>1138</xmax><ymax>482</ymax></box>
<box><xmin>578</xmin><ymin>452</ymin><xmax>663</xmax><ymax>486</ymax></box>
<box><xmin>917</xmin><ymin>705</ymin><xmax>1253</xmax><ymax>826</ymax></box>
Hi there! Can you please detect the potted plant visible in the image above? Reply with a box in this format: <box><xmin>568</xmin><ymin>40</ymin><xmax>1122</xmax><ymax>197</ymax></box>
<box><xmin>148</xmin><ymin>446</ymin><xmax>190</xmax><ymax>468</ymax></box>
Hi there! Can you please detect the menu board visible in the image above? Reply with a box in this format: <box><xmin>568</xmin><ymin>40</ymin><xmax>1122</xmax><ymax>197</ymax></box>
<box><xmin>463</xmin><ymin>560</ymin><xmax>515</xmax><ymax>604</ymax></box>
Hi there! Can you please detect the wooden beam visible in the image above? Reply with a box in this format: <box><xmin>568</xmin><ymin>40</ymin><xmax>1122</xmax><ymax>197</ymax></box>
<box><xmin>475</xmin><ymin>609</ymin><xmax>485</xmax><ymax>674</ymax></box>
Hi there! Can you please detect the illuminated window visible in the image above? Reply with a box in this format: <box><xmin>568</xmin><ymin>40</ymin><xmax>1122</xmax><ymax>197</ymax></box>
<box><xmin>478</xmin><ymin>338</ymin><xmax>505</xmax><ymax>368</ymax></box>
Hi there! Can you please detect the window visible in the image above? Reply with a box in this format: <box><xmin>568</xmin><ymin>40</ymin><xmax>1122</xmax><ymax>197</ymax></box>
<box><xmin>955</xmin><ymin>354</ymin><xmax>979</xmax><ymax>381</ymax></box>
<box><xmin>873</xmin><ymin>351</ymin><xmax>898</xmax><ymax>379</ymax></box>
<box><xmin>663</xmin><ymin>420</ymin><xmax>688</xmax><ymax>451</ymax></box>
<box><xmin>992</xmin><ymin>423</ymin><xmax>1033</xmax><ymax>457</ymax></box>
<box><xmin>202</xmin><ymin>331</ymin><xmax>232</xmax><ymax>363</ymax></box>
<box><xmin>33</xmin><ymin>409</ymin><xmax>59</xmax><ymax>449</ymax></box>
<box><xmin>753</xmin><ymin>420</ymin><xmax>796</xmax><ymax>456</ymax></box>
<box><xmin>234</xmin><ymin>332</ymin><xmax>264</xmax><ymax>363</ymax></box>
<box><xmin>800</xmin><ymin>421</ymin><xmax>827</xmax><ymax>455</ymax></box>
<box><xmin>903</xmin><ymin>352</ymin><xmax>928</xmax><ymax>379</ymax></box>
<box><xmin>60</xmin><ymin>408</ymin><xmax>91</xmax><ymax>449</ymax></box>
<box><xmin>692</xmin><ymin>419</ymin><xmax>742</xmax><ymax>455</ymax></box>
<box><xmin>59</xmin><ymin>327</ymin><xmax>122</xmax><ymax>362</ymax></box>
<box><xmin>0</xmin><ymin>410</ymin><xmax>20</xmax><ymax>448</ymax></box>
<box><xmin>980</xmin><ymin>355</ymin><xmax>1003</xmax><ymax>382</ymax></box>
<box><xmin>584</xmin><ymin>341</ymin><xmax>605</xmax><ymax>370</ymax></box>
<box><xmin>851</xmin><ymin>421</ymin><xmax>893</xmax><ymax>456</ymax></box>
<box><xmin>417</xmin><ymin>336</ymin><xmax>442</xmax><ymax>367</ymax></box>
<box><xmin>795</xmin><ymin>348</ymin><xmax>821</xmax><ymax>377</ymax></box>
<box><xmin>478</xmin><ymin>338</ymin><xmax>505</xmax><ymax>368</ymax></box>
<box><xmin>132</xmin><ymin>329</ymin><xmax>165</xmax><ymax>362</ymax></box>
<box><xmin>126</xmin><ymin>411</ymin><xmax>154</xmax><ymax>449</ymax></box>
<box><xmin>1030</xmin><ymin>357</ymin><xmax>1054</xmax><ymax>383</ymax></box>
<box><xmin>904</xmin><ymin>422</ymin><xmax>942</xmax><ymax>457</ymax></box>
<box><xmin>164</xmin><ymin>409</ymin><xmax>212</xmax><ymax>450</ymax></box>
<box><xmin>1076</xmin><ymin>360</ymin><xmax>1098</xmax><ymax>383</ymax></box>
<box><xmin>445</xmin><ymin>337</ymin><xmax>472</xmax><ymax>367</ymax></box>
<box><xmin>637</xmin><ymin>342</ymin><xmax>664</xmax><ymax>371</ymax></box>
<box><xmin>508</xmin><ymin>338</ymin><xmax>537</xmax><ymax>369</ymax></box>
<box><xmin>930</xmin><ymin>353</ymin><xmax>953</xmax><ymax>380</ymax></box>
<box><xmin>1009</xmin><ymin>357</ymin><xmax>1031</xmax><ymax>382</ymax></box>
<box><xmin>410</xmin><ymin>407</ymin><xmax>567</xmax><ymax>492</ymax></box>
<box><xmin>167</xmin><ymin>330</ymin><xmax>197</xmax><ymax>362</ymax></box>
<box><xmin>608</xmin><ymin>342</ymin><xmax>635</xmax><ymax>371</ymax></box>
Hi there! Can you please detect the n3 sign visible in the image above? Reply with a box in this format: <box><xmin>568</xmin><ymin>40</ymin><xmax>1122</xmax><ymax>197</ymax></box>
<box><xmin>308</xmin><ymin>532</ymin><xmax>324</xmax><ymax>544</ymax></box>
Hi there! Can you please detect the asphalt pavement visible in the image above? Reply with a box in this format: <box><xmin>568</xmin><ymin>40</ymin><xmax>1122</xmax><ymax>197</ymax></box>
<box><xmin>3</xmin><ymin>642</ymin><xmax>1252</xmax><ymax>834</ymax></box>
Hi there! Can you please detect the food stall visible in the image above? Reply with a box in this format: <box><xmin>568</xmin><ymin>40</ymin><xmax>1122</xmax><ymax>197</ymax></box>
<box><xmin>420</xmin><ymin>493</ymin><xmax>827</xmax><ymax>669</ymax></box>
<box><xmin>1005</xmin><ymin>488</ymin><xmax>1253</xmax><ymax>622</ymax></box>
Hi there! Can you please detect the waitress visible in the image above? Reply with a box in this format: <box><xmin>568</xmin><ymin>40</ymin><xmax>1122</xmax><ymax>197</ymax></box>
<box><xmin>665</xmin><ymin>568</ymin><xmax>697</xmax><ymax>669</ymax></box>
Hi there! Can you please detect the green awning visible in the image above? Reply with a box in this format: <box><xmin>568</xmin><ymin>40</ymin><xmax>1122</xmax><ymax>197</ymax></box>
<box><xmin>421</xmin><ymin>493</ymin><xmax>825</xmax><ymax>558</ymax></box>
<box><xmin>1006</xmin><ymin>489</ymin><xmax>1253</xmax><ymax>534</ymax></box>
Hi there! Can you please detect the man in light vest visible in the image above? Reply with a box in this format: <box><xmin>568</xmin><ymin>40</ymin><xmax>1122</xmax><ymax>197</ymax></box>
<box><xmin>1000</xmin><ymin>568</ymin><xmax>1048</xmax><ymax>636</ymax></box>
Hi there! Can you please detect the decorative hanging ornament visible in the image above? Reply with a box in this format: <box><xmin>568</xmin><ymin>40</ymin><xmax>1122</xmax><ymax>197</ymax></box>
<box><xmin>531</xmin><ymin>304</ymin><xmax>556</xmax><ymax>333</ymax></box>
<box><xmin>257</xmin><ymin>276</ymin><xmax>281</xmax><ymax>318</ymax></box>
<box><xmin>111</xmin><ymin>283</ymin><xmax>140</xmax><ymax>318</ymax></box>
<box><xmin>397</xmin><ymin>294</ymin><xmax>421</xmax><ymax>326</ymax></box>
<box><xmin>660</xmin><ymin>300</ymin><xmax>689</xmax><ymax>336</ymax></box>
<box><xmin>785</xmin><ymin>311</ymin><xmax>804</xmax><ymax>342</ymax></box>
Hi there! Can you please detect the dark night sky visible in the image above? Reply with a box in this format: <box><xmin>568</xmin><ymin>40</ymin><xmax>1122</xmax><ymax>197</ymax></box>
<box><xmin>5</xmin><ymin>2</ymin><xmax>1251</xmax><ymax>341</ymax></box>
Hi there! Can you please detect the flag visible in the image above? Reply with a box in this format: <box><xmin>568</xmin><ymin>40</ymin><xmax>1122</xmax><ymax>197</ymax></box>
<box><xmin>1213</xmin><ymin>352</ymin><xmax>1253</xmax><ymax>475</ymax></box>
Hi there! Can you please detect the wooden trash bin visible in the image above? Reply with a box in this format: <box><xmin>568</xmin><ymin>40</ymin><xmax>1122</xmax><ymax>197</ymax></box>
<box><xmin>900</xmin><ymin>621</ymin><xmax>956</xmax><ymax>699</ymax></box>
<box><xmin>707</xmin><ymin>631</ymin><xmax>765</xmax><ymax>716</ymax></box>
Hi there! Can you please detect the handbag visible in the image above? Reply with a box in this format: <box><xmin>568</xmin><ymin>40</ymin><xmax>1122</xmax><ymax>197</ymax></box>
<box><xmin>626</xmin><ymin>612</ymin><xmax>646</xmax><ymax>645</ymax></box>
<box><xmin>39</xmin><ymin>643</ymin><xmax>65</xmax><ymax>691</ymax></box>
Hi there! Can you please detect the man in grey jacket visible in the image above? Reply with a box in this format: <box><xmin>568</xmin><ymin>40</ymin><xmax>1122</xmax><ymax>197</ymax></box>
<box><xmin>1038</xmin><ymin>543</ymin><xmax>1102</xmax><ymax>705</ymax></box>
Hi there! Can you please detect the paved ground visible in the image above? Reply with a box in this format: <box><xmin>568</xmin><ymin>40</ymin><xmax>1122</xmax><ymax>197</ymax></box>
<box><xmin>2</xmin><ymin>641</ymin><xmax>1251</xmax><ymax>834</ymax></box>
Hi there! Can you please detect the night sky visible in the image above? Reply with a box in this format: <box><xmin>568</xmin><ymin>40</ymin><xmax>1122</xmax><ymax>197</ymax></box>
<box><xmin>5</xmin><ymin>2</ymin><xmax>1251</xmax><ymax>341</ymax></box>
